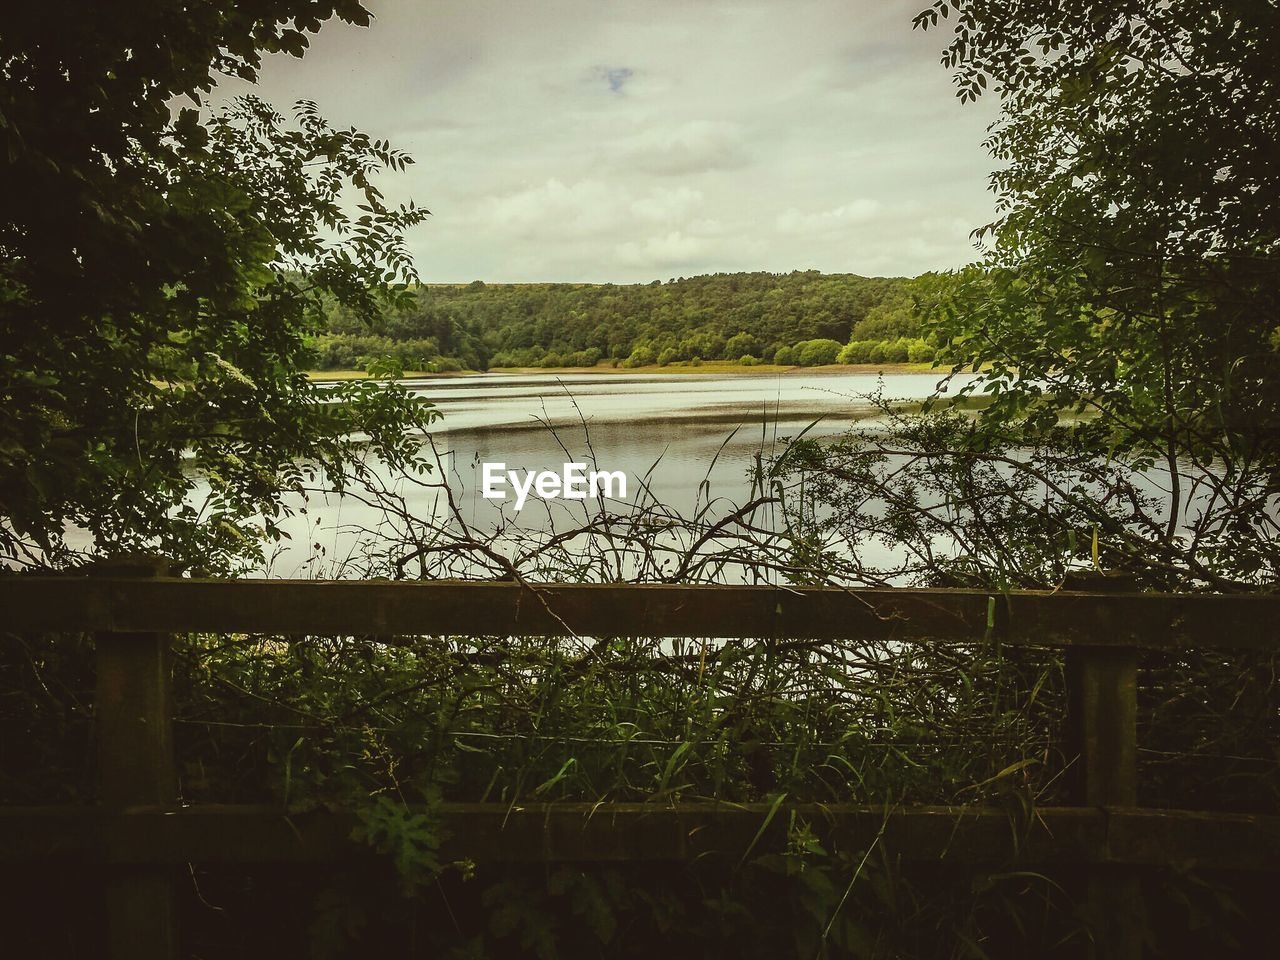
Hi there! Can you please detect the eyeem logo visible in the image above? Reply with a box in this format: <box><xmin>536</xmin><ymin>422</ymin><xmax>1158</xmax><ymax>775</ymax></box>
<box><xmin>482</xmin><ymin>462</ymin><xmax>628</xmax><ymax>511</ymax></box>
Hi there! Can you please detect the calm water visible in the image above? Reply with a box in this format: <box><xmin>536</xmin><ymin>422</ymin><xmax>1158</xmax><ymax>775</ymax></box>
<box><xmin>268</xmin><ymin>371</ymin><xmax>968</xmax><ymax>576</ymax></box>
<box><xmin>422</xmin><ymin>370</ymin><xmax>957</xmax><ymax>511</ymax></box>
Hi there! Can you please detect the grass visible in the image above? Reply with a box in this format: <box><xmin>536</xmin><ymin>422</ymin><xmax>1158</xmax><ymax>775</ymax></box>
<box><xmin>307</xmin><ymin>360</ymin><xmax>940</xmax><ymax>381</ymax></box>
<box><xmin>304</xmin><ymin>368</ymin><xmax>479</xmax><ymax>382</ymax></box>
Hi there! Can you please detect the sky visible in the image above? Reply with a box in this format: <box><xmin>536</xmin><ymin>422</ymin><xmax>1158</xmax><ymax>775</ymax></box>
<box><xmin>213</xmin><ymin>0</ymin><xmax>1000</xmax><ymax>283</ymax></box>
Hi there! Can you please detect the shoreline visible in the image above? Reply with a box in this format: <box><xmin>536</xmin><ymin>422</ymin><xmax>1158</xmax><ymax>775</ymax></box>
<box><xmin>305</xmin><ymin>360</ymin><xmax>941</xmax><ymax>382</ymax></box>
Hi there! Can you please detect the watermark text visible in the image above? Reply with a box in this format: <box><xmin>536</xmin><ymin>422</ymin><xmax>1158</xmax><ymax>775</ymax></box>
<box><xmin>481</xmin><ymin>462</ymin><xmax>627</xmax><ymax>511</ymax></box>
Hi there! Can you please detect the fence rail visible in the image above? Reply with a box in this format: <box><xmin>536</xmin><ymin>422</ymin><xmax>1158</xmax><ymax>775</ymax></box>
<box><xmin>4</xmin><ymin>572</ymin><xmax>1279</xmax><ymax>960</ymax></box>
<box><xmin>3</xmin><ymin>804</ymin><xmax>1278</xmax><ymax>870</ymax></box>
<box><xmin>4</xmin><ymin>575</ymin><xmax>1279</xmax><ymax>647</ymax></box>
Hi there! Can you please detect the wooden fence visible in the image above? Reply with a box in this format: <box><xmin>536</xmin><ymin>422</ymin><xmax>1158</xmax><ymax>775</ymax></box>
<box><xmin>2</xmin><ymin>572</ymin><xmax>1279</xmax><ymax>959</ymax></box>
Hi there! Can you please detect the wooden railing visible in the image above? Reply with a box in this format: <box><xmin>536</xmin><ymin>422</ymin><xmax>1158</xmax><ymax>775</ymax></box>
<box><xmin>3</xmin><ymin>572</ymin><xmax>1279</xmax><ymax>960</ymax></box>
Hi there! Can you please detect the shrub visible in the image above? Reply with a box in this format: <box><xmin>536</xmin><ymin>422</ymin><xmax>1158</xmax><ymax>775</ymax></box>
<box><xmin>738</xmin><ymin>354</ymin><xmax>757</xmax><ymax>366</ymax></box>
<box><xmin>489</xmin><ymin>345</ymin><xmax>547</xmax><ymax>368</ymax></box>
<box><xmin>725</xmin><ymin>331</ymin><xmax>762</xmax><ymax>358</ymax></box>
<box><xmin>773</xmin><ymin>345</ymin><xmax>797</xmax><ymax>365</ymax></box>
<box><xmin>907</xmin><ymin>338</ymin><xmax>935</xmax><ymax>363</ymax></box>
<box><xmin>657</xmin><ymin>347</ymin><xmax>678</xmax><ymax>367</ymax></box>
<box><xmin>838</xmin><ymin>340</ymin><xmax>876</xmax><ymax>364</ymax></box>
<box><xmin>624</xmin><ymin>345</ymin><xmax>656</xmax><ymax>368</ymax></box>
<box><xmin>796</xmin><ymin>338</ymin><xmax>842</xmax><ymax>367</ymax></box>
<box><xmin>882</xmin><ymin>338</ymin><xmax>911</xmax><ymax>363</ymax></box>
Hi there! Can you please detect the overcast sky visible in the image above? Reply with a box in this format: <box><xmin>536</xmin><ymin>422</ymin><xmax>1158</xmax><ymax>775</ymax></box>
<box><xmin>213</xmin><ymin>0</ymin><xmax>999</xmax><ymax>283</ymax></box>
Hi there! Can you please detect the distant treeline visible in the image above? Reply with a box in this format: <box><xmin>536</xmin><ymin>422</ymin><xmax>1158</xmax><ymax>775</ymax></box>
<box><xmin>306</xmin><ymin>270</ymin><xmax>943</xmax><ymax>372</ymax></box>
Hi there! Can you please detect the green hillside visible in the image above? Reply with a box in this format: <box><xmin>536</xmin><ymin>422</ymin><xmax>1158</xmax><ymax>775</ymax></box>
<box><xmin>307</xmin><ymin>270</ymin><xmax>938</xmax><ymax>372</ymax></box>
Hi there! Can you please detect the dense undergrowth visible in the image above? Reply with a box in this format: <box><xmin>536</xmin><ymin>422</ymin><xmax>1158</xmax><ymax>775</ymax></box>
<box><xmin>4</xmin><ymin>623</ymin><xmax>1275</xmax><ymax>958</ymax></box>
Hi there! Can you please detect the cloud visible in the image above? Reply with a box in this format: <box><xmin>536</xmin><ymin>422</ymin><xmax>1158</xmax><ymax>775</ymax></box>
<box><xmin>615</xmin><ymin>227</ymin><xmax>767</xmax><ymax>271</ymax></box>
<box><xmin>612</xmin><ymin>121</ymin><xmax>749</xmax><ymax>176</ymax></box>
<box><xmin>468</xmin><ymin>181</ymin><xmax>755</xmax><ymax>277</ymax></box>
<box><xmin>616</xmin><ymin>231</ymin><xmax>708</xmax><ymax>267</ymax></box>
<box><xmin>629</xmin><ymin>186</ymin><xmax>704</xmax><ymax>224</ymax></box>
<box><xmin>473</xmin><ymin>180</ymin><xmax>710</xmax><ymax>240</ymax></box>
<box><xmin>776</xmin><ymin>199</ymin><xmax>882</xmax><ymax>235</ymax></box>
<box><xmin>474</xmin><ymin>179</ymin><xmax>617</xmax><ymax>236</ymax></box>
<box><xmin>211</xmin><ymin>0</ymin><xmax>1001</xmax><ymax>282</ymax></box>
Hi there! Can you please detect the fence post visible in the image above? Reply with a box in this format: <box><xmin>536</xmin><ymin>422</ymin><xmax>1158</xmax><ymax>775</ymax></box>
<box><xmin>1064</xmin><ymin>570</ymin><xmax>1141</xmax><ymax>960</ymax></box>
<box><xmin>94</xmin><ymin>556</ymin><xmax>177</xmax><ymax>960</ymax></box>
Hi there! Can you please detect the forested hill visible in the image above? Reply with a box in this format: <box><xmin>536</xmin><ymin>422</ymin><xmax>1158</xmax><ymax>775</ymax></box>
<box><xmin>309</xmin><ymin>270</ymin><xmax>936</xmax><ymax>372</ymax></box>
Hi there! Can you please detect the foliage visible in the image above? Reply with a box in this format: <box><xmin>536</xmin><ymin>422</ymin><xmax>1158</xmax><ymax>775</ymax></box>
<box><xmin>3</xmin><ymin>402</ymin><xmax>1275</xmax><ymax>958</ymax></box>
<box><xmin>907</xmin><ymin>339</ymin><xmax>936</xmax><ymax>363</ymax></box>
<box><xmin>4</xmin><ymin>1</ymin><xmax>1278</xmax><ymax>955</ymax></box>
<box><xmin>848</xmin><ymin>289</ymin><xmax>919</xmax><ymax>342</ymax></box>
<box><xmin>794</xmin><ymin>338</ymin><xmax>843</xmax><ymax>367</ymax></box>
<box><xmin>624</xmin><ymin>343</ymin><xmax>657</xmax><ymax>368</ymax></box>
<box><xmin>351</xmin><ymin>792</ymin><xmax>473</xmax><ymax>895</ymax></box>
<box><xmin>307</xmin><ymin>271</ymin><xmax>929</xmax><ymax>371</ymax></box>
<box><xmin>306</xmin><ymin>334</ymin><xmax>448</xmax><ymax>373</ymax></box>
<box><xmin>5</xmin><ymin>613</ymin><xmax>1275</xmax><ymax>956</ymax></box>
<box><xmin>825</xmin><ymin>0</ymin><xmax>1280</xmax><ymax>590</ymax></box>
<box><xmin>1</xmin><ymin>2</ymin><xmax>436</xmax><ymax>573</ymax></box>
<box><xmin>726</xmin><ymin>330</ymin><xmax>763</xmax><ymax>358</ymax></box>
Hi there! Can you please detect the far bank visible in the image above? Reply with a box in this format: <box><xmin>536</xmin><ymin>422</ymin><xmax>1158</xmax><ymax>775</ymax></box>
<box><xmin>305</xmin><ymin>360</ymin><xmax>941</xmax><ymax>382</ymax></box>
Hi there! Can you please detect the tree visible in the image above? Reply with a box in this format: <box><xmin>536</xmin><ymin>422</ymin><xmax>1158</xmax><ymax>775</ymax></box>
<box><xmin>906</xmin><ymin>339</ymin><xmax>935</xmax><ymax>364</ymax></box>
<box><xmin>624</xmin><ymin>343</ymin><xmax>656</xmax><ymax>368</ymax></box>
<box><xmin>838</xmin><ymin>340</ymin><xmax>874</xmax><ymax>364</ymax></box>
<box><xmin>848</xmin><ymin>291</ymin><xmax>918</xmax><ymax>342</ymax></box>
<box><xmin>349</xmin><ymin>273</ymin><xmax>913</xmax><ymax>370</ymax></box>
<box><xmin>880</xmin><ymin>338</ymin><xmax>910</xmax><ymax>364</ymax></box>
<box><xmin>1</xmin><ymin>2</ymin><xmax>434</xmax><ymax>573</ymax></box>
<box><xmin>796</xmin><ymin>339</ymin><xmax>842</xmax><ymax>367</ymax></box>
<box><xmin>918</xmin><ymin>0</ymin><xmax>1279</xmax><ymax>587</ymax></box>
<box><xmin>776</xmin><ymin>2</ymin><xmax>1280</xmax><ymax>590</ymax></box>
<box><xmin>725</xmin><ymin>331</ymin><xmax>762</xmax><ymax>358</ymax></box>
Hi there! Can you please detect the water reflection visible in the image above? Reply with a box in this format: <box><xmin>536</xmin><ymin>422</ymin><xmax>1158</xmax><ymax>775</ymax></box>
<box><xmin>270</xmin><ymin>371</ymin><xmax>967</xmax><ymax>576</ymax></box>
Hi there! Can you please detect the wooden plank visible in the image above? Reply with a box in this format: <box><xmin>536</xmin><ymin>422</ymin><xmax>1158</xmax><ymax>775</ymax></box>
<box><xmin>92</xmin><ymin>559</ymin><xmax>177</xmax><ymax>960</ymax></box>
<box><xmin>3</xmin><ymin>577</ymin><xmax>1279</xmax><ymax>650</ymax></box>
<box><xmin>1067</xmin><ymin>649</ymin><xmax>1139</xmax><ymax>807</ymax></box>
<box><xmin>97</xmin><ymin>632</ymin><xmax>177</xmax><ymax>809</ymax></box>
<box><xmin>1</xmin><ymin>805</ymin><xmax>1276</xmax><ymax>871</ymax></box>
<box><xmin>1064</xmin><ymin>573</ymin><xmax>1141</xmax><ymax>960</ymax></box>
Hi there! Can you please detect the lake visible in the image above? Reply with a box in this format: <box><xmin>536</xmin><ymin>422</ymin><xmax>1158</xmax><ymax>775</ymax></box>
<box><xmin>268</xmin><ymin>370</ymin><xmax>970</xmax><ymax>577</ymax></box>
